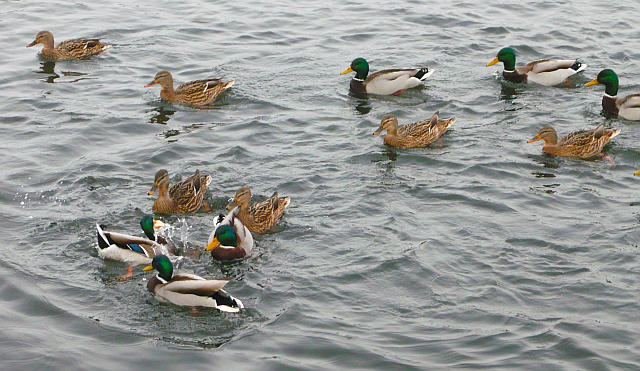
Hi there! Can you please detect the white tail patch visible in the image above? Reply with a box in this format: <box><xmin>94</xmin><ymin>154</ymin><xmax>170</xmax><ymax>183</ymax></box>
<box><xmin>419</xmin><ymin>68</ymin><xmax>435</xmax><ymax>81</ymax></box>
<box><xmin>610</xmin><ymin>129</ymin><xmax>621</xmax><ymax>139</ymax></box>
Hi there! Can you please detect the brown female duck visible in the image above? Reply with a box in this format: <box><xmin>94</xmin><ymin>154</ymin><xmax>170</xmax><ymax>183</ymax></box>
<box><xmin>27</xmin><ymin>31</ymin><xmax>110</xmax><ymax>60</ymax></box>
<box><xmin>148</xmin><ymin>169</ymin><xmax>212</xmax><ymax>213</ymax></box>
<box><xmin>145</xmin><ymin>70</ymin><xmax>234</xmax><ymax>106</ymax></box>
<box><xmin>373</xmin><ymin>112</ymin><xmax>455</xmax><ymax>148</ymax></box>
<box><xmin>527</xmin><ymin>124</ymin><xmax>620</xmax><ymax>160</ymax></box>
<box><xmin>226</xmin><ymin>186</ymin><xmax>290</xmax><ymax>234</ymax></box>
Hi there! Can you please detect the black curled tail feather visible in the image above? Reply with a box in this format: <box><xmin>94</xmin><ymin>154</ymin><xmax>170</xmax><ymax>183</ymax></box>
<box><xmin>571</xmin><ymin>61</ymin><xmax>582</xmax><ymax>71</ymax></box>
<box><xmin>413</xmin><ymin>68</ymin><xmax>430</xmax><ymax>80</ymax></box>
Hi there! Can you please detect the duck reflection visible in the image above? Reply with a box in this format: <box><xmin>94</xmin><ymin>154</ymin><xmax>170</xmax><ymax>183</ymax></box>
<box><xmin>529</xmin><ymin>153</ymin><xmax>561</xmax><ymax>169</ymax></box>
<box><xmin>37</xmin><ymin>61</ymin><xmax>59</xmax><ymax>83</ymax></box>
<box><xmin>347</xmin><ymin>93</ymin><xmax>371</xmax><ymax>114</ymax></box>
<box><xmin>149</xmin><ymin>105</ymin><xmax>175</xmax><ymax>125</ymax></box>
<box><xmin>499</xmin><ymin>82</ymin><xmax>519</xmax><ymax>101</ymax></box>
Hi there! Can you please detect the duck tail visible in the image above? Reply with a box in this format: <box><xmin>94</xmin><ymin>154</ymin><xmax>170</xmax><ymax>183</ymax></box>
<box><xmin>212</xmin><ymin>289</ymin><xmax>244</xmax><ymax>312</ymax></box>
<box><xmin>571</xmin><ymin>60</ymin><xmax>587</xmax><ymax>73</ymax></box>
<box><xmin>413</xmin><ymin>68</ymin><xmax>434</xmax><ymax>81</ymax></box>
<box><xmin>222</xmin><ymin>80</ymin><xmax>235</xmax><ymax>90</ymax></box>
<box><xmin>280</xmin><ymin>196</ymin><xmax>291</xmax><ymax>209</ymax></box>
<box><xmin>96</xmin><ymin>223</ymin><xmax>110</xmax><ymax>249</ymax></box>
<box><xmin>608</xmin><ymin>128</ymin><xmax>621</xmax><ymax>139</ymax></box>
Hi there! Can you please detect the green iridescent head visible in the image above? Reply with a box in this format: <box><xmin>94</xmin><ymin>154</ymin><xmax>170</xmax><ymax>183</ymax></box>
<box><xmin>341</xmin><ymin>57</ymin><xmax>370</xmax><ymax>80</ymax></box>
<box><xmin>145</xmin><ymin>255</ymin><xmax>173</xmax><ymax>281</ymax></box>
<box><xmin>487</xmin><ymin>47</ymin><xmax>516</xmax><ymax>71</ymax></box>
<box><xmin>585</xmin><ymin>69</ymin><xmax>619</xmax><ymax>96</ymax></box>
<box><xmin>215</xmin><ymin>224</ymin><xmax>238</xmax><ymax>247</ymax></box>
<box><xmin>140</xmin><ymin>215</ymin><xmax>155</xmax><ymax>240</ymax></box>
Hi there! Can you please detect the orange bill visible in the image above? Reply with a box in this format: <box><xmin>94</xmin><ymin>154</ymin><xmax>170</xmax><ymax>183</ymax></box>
<box><xmin>206</xmin><ymin>237</ymin><xmax>220</xmax><ymax>251</ymax></box>
<box><xmin>527</xmin><ymin>135</ymin><xmax>542</xmax><ymax>143</ymax></box>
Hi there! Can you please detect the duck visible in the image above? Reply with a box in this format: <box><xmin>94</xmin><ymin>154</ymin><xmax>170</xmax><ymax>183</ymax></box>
<box><xmin>26</xmin><ymin>31</ymin><xmax>110</xmax><ymax>60</ymax></box>
<box><xmin>206</xmin><ymin>206</ymin><xmax>254</xmax><ymax>261</ymax></box>
<box><xmin>226</xmin><ymin>186</ymin><xmax>290</xmax><ymax>234</ymax></box>
<box><xmin>340</xmin><ymin>57</ymin><xmax>434</xmax><ymax>96</ymax></box>
<box><xmin>96</xmin><ymin>216</ymin><xmax>171</xmax><ymax>280</ymax></box>
<box><xmin>585</xmin><ymin>69</ymin><xmax>640</xmax><ymax>120</ymax></box>
<box><xmin>143</xmin><ymin>255</ymin><xmax>243</xmax><ymax>312</ymax></box>
<box><xmin>486</xmin><ymin>47</ymin><xmax>586</xmax><ymax>86</ymax></box>
<box><xmin>145</xmin><ymin>70</ymin><xmax>234</xmax><ymax>106</ymax></box>
<box><xmin>373</xmin><ymin>112</ymin><xmax>455</xmax><ymax>148</ymax></box>
<box><xmin>139</xmin><ymin>215</ymin><xmax>177</xmax><ymax>253</ymax></box>
<box><xmin>148</xmin><ymin>169</ymin><xmax>212</xmax><ymax>214</ymax></box>
<box><xmin>527</xmin><ymin>124</ymin><xmax>620</xmax><ymax>161</ymax></box>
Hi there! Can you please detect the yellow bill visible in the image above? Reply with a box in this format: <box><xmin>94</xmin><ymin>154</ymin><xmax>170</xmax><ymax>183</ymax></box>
<box><xmin>341</xmin><ymin>66</ymin><xmax>354</xmax><ymax>75</ymax></box>
<box><xmin>206</xmin><ymin>237</ymin><xmax>220</xmax><ymax>251</ymax></box>
<box><xmin>143</xmin><ymin>263</ymin><xmax>154</xmax><ymax>271</ymax></box>
<box><xmin>153</xmin><ymin>219</ymin><xmax>166</xmax><ymax>229</ymax></box>
<box><xmin>634</xmin><ymin>169</ymin><xmax>640</xmax><ymax>176</ymax></box>
<box><xmin>486</xmin><ymin>57</ymin><xmax>499</xmax><ymax>66</ymax></box>
<box><xmin>584</xmin><ymin>78</ymin><xmax>599</xmax><ymax>87</ymax></box>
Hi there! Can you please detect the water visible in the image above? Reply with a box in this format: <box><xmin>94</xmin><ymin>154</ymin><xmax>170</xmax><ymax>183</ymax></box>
<box><xmin>1</xmin><ymin>0</ymin><xmax>639</xmax><ymax>369</ymax></box>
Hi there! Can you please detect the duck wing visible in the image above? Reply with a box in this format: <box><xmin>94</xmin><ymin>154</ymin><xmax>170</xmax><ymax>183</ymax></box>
<box><xmin>164</xmin><ymin>274</ymin><xmax>231</xmax><ymax>296</ymax></box>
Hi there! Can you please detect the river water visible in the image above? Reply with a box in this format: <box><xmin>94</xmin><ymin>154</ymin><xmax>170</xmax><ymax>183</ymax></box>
<box><xmin>1</xmin><ymin>0</ymin><xmax>639</xmax><ymax>369</ymax></box>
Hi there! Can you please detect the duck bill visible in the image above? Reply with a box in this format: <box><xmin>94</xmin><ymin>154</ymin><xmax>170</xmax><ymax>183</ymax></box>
<box><xmin>225</xmin><ymin>202</ymin><xmax>237</xmax><ymax>211</ymax></box>
<box><xmin>206</xmin><ymin>237</ymin><xmax>220</xmax><ymax>251</ymax></box>
<box><xmin>527</xmin><ymin>135</ymin><xmax>542</xmax><ymax>143</ymax></box>
<box><xmin>486</xmin><ymin>57</ymin><xmax>499</xmax><ymax>66</ymax></box>
<box><xmin>143</xmin><ymin>264</ymin><xmax>154</xmax><ymax>271</ymax></box>
<box><xmin>144</xmin><ymin>81</ymin><xmax>157</xmax><ymax>87</ymax></box>
<box><xmin>26</xmin><ymin>40</ymin><xmax>37</xmax><ymax>47</ymax></box>
<box><xmin>152</xmin><ymin>219</ymin><xmax>166</xmax><ymax>229</ymax></box>
<box><xmin>147</xmin><ymin>185</ymin><xmax>156</xmax><ymax>195</ymax></box>
<box><xmin>634</xmin><ymin>170</ymin><xmax>640</xmax><ymax>176</ymax></box>
<box><xmin>340</xmin><ymin>66</ymin><xmax>354</xmax><ymax>75</ymax></box>
<box><xmin>584</xmin><ymin>78</ymin><xmax>599</xmax><ymax>87</ymax></box>
<box><xmin>373</xmin><ymin>125</ymin><xmax>383</xmax><ymax>135</ymax></box>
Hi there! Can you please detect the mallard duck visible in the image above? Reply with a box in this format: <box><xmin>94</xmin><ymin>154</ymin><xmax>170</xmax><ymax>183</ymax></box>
<box><xmin>373</xmin><ymin>112</ymin><xmax>455</xmax><ymax>148</ymax></box>
<box><xmin>143</xmin><ymin>255</ymin><xmax>243</xmax><ymax>312</ymax></box>
<box><xmin>527</xmin><ymin>124</ymin><xmax>620</xmax><ymax>160</ymax></box>
<box><xmin>26</xmin><ymin>31</ymin><xmax>110</xmax><ymax>60</ymax></box>
<box><xmin>206</xmin><ymin>206</ymin><xmax>254</xmax><ymax>261</ymax></box>
<box><xmin>585</xmin><ymin>69</ymin><xmax>640</xmax><ymax>120</ymax></box>
<box><xmin>486</xmin><ymin>47</ymin><xmax>586</xmax><ymax>86</ymax></box>
<box><xmin>145</xmin><ymin>70</ymin><xmax>234</xmax><ymax>106</ymax></box>
<box><xmin>148</xmin><ymin>169</ymin><xmax>211</xmax><ymax>214</ymax></box>
<box><xmin>139</xmin><ymin>215</ymin><xmax>177</xmax><ymax>252</ymax></box>
<box><xmin>340</xmin><ymin>57</ymin><xmax>434</xmax><ymax>96</ymax></box>
<box><xmin>226</xmin><ymin>186</ymin><xmax>290</xmax><ymax>234</ymax></box>
<box><xmin>96</xmin><ymin>216</ymin><xmax>171</xmax><ymax>280</ymax></box>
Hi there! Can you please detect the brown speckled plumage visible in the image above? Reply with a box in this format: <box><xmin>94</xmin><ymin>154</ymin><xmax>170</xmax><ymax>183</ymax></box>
<box><xmin>145</xmin><ymin>70</ymin><xmax>234</xmax><ymax>106</ymax></box>
<box><xmin>148</xmin><ymin>169</ymin><xmax>212</xmax><ymax>213</ymax></box>
<box><xmin>226</xmin><ymin>186</ymin><xmax>290</xmax><ymax>234</ymax></box>
<box><xmin>527</xmin><ymin>125</ymin><xmax>620</xmax><ymax>159</ymax></box>
<box><xmin>27</xmin><ymin>31</ymin><xmax>110</xmax><ymax>60</ymax></box>
<box><xmin>373</xmin><ymin>112</ymin><xmax>455</xmax><ymax>148</ymax></box>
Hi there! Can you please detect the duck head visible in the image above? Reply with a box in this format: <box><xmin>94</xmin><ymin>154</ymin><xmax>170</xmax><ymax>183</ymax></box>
<box><xmin>487</xmin><ymin>47</ymin><xmax>516</xmax><ymax>71</ymax></box>
<box><xmin>341</xmin><ymin>58</ymin><xmax>369</xmax><ymax>80</ymax></box>
<box><xmin>527</xmin><ymin>126</ymin><xmax>558</xmax><ymax>145</ymax></box>
<box><xmin>27</xmin><ymin>31</ymin><xmax>54</xmax><ymax>49</ymax></box>
<box><xmin>143</xmin><ymin>254</ymin><xmax>173</xmax><ymax>281</ymax></box>
<box><xmin>207</xmin><ymin>224</ymin><xmax>238</xmax><ymax>251</ymax></box>
<box><xmin>585</xmin><ymin>69</ymin><xmax>619</xmax><ymax>96</ymax></box>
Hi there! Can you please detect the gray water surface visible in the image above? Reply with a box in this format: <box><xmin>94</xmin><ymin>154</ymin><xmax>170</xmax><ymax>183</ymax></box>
<box><xmin>1</xmin><ymin>0</ymin><xmax>640</xmax><ymax>369</ymax></box>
